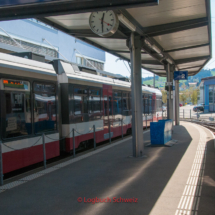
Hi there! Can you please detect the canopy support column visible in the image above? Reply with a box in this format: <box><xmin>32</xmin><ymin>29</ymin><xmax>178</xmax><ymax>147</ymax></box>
<box><xmin>166</xmin><ymin>63</ymin><xmax>174</xmax><ymax>120</ymax></box>
<box><xmin>128</xmin><ymin>33</ymin><xmax>144</xmax><ymax>157</ymax></box>
<box><xmin>175</xmin><ymin>80</ymin><xmax>180</xmax><ymax>125</ymax></box>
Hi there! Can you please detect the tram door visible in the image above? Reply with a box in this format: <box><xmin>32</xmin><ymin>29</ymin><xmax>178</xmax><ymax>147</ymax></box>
<box><xmin>103</xmin><ymin>85</ymin><xmax>113</xmax><ymax>139</ymax></box>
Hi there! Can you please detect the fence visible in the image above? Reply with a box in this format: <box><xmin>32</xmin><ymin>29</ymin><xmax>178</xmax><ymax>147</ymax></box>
<box><xmin>0</xmin><ymin>113</ymin><xmax>166</xmax><ymax>186</ymax></box>
<box><xmin>179</xmin><ymin>109</ymin><xmax>215</xmax><ymax>122</ymax></box>
<box><xmin>0</xmin><ymin>118</ymin><xmax>133</xmax><ymax>186</ymax></box>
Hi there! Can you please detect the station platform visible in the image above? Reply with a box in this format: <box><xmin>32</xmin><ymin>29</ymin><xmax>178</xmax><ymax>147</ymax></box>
<box><xmin>0</xmin><ymin>121</ymin><xmax>215</xmax><ymax>215</ymax></box>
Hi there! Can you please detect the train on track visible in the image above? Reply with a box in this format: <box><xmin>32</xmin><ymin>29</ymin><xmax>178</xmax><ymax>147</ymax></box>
<box><xmin>0</xmin><ymin>52</ymin><xmax>162</xmax><ymax>174</ymax></box>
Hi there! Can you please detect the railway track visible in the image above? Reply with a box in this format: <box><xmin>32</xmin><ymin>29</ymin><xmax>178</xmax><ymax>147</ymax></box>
<box><xmin>181</xmin><ymin>119</ymin><xmax>215</xmax><ymax>135</ymax></box>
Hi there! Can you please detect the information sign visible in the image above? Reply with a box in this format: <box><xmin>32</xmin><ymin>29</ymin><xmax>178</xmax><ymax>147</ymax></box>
<box><xmin>174</xmin><ymin>71</ymin><xmax>188</xmax><ymax>80</ymax></box>
<box><xmin>165</xmin><ymin>82</ymin><xmax>173</xmax><ymax>86</ymax></box>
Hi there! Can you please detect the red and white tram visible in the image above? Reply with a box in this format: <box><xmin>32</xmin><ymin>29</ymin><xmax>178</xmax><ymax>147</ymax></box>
<box><xmin>53</xmin><ymin>60</ymin><xmax>162</xmax><ymax>153</ymax></box>
<box><xmin>0</xmin><ymin>53</ymin><xmax>59</xmax><ymax>174</ymax></box>
<box><xmin>0</xmin><ymin>53</ymin><xmax>162</xmax><ymax>174</ymax></box>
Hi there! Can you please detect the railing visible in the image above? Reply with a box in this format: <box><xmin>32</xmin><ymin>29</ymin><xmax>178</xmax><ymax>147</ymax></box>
<box><xmin>179</xmin><ymin>109</ymin><xmax>215</xmax><ymax>122</ymax></box>
<box><xmin>0</xmin><ymin>118</ymin><xmax>134</xmax><ymax>186</ymax></box>
<box><xmin>0</xmin><ymin>113</ymin><xmax>165</xmax><ymax>186</ymax></box>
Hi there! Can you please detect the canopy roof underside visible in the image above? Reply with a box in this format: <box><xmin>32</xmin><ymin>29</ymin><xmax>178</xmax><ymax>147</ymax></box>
<box><xmin>37</xmin><ymin>0</ymin><xmax>212</xmax><ymax>77</ymax></box>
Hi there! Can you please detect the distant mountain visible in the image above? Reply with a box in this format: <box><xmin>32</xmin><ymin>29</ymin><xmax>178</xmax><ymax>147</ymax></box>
<box><xmin>142</xmin><ymin>68</ymin><xmax>215</xmax><ymax>89</ymax></box>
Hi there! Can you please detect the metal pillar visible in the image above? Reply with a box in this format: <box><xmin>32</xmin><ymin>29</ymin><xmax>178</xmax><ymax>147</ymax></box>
<box><xmin>175</xmin><ymin>80</ymin><xmax>180</xmax><ymax>125</ymax></box>
<box><xmin>128</xmin><ymin>33</ymin><xmax>143</xmax><ymax>157</ymax></box>
<box><xmin>93</xmin><ymin>125</ymin><xmax>96</xmax><ymax>150</ymax></box>
<box><xmin>73</xmin><ymin>128</ymin><xmax>75</xmax><ymax>157</ymax></box>
<box><xmin>42</xmin><ymin>133</ymin><xmax>46</xmax><ymax>169</ymax></box>
<box><xmin>0</xmin><ymin>140</ymin><xmax>3</xmax><ymax>186</ymax></box>
<box><xmin>166</xmin><ymin>63</ymin><xmax>173</xmax><ymax>120</ymax></box>
<box><xmin>121</xmin><ymin>118</ymin><xmax>123</xmax><ymax>139</ymax></box>
<box><xmin>173</xmin><ymin>79</ymin><xmax>175</xmax><ymax>122</ymax></box>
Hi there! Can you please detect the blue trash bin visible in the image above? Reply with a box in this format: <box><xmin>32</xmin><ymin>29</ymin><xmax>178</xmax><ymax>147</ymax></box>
<box><xmin>150</xmin><ymin>119</ymin><xmax>172</xmax><ymax>145</ymax></box>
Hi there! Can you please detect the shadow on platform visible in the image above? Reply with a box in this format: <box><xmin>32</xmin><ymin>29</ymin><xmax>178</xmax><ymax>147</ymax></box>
<box><xmin>198</xmin><ymin>139</ymin><xmax>215</xmax><ymax>214</ymax></box>
<box><xmin>0</xmin><ymin>125</ymin><xmax>194</xmax><ymax>215</ymax></box>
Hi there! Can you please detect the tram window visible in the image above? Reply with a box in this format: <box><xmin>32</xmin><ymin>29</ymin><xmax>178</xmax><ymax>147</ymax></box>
<box><xmin>149</xmin><ymin>96</ymin><xmax>152</xmax><ymax>114</ymax></box>
<box><xmin>113</xmin><ymin>91</ymin><xmax>122</xmax><ymax>115</ymax></box>
<box><xmin>74</xmin><ymin>96</ymin><xmax>82</xmax><ymax>115</ymax></box>
<box><xmin>151</xmin><ymin>96</ymin><xmax>155</xmax><ymax>113</ymax></box>
<box><xmin>34</xmin><ymin>93</ymin><xmax>56</xmax><ymax>133</ymax></box>
<box><xmin>74</xmin><ymin>87</ymin><xmax>88</xmax><ymax>116</ymax></box>
<box><xmin>33</xmin><ymin>82</ymin><xmax>57</xmax><ymax>133</ymax></box>
<box><xmin>144</xmin><ymin>95</ymin><xmax>149</xmax><ymax>114</ymax></box>
<box><xmin>34</xmin><ymin>83</ymin><xmax>55</xmax><ymax>93</ymax></box>
<box><xmin>122</xmin><ymin>92</ymin><xmax>129</xmax><ymax>116</ymax></box>
<box><xmin>142</xmin><ymin>94</ymin><xmax>145</xmax><ymax>114</ymax></box>
<box><xmin>109</xmin><ymin>96</ymin><xmax>112</xmax><ymax>115</ymax></box>
<box><xmin>156</xmin><ymin>97</ymin><xmax>160</xmax><ymax>111</ymax></box>
<box><xmin>129</xmin><ymin>93</ymin><xmax>132</xmax><ymax>113</ymax></box>
<box><xmin>104</xmin><ymin>96</ymin><xmax>108</xmax><ymax>116</ymax></box>
<box><xmin>89</xmin><ymin>89</ymin><xmax>101</xmax><ymax>113</ymax></box>
<box><xmin>89</xmin><ymin>97</ymin><xmax>101</xmax><ymax>113</ymax></box>
<box><xmin>4</xmin><ymin>92</ymin><xmax>31</xmax><ymax>138</ymax></box>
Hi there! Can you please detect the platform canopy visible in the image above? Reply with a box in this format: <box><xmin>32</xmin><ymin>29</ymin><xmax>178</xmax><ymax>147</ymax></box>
<box><xmin>0</xmin><ymin>0</ymin><xmax>212</xmax><ymax>77</ymax></box>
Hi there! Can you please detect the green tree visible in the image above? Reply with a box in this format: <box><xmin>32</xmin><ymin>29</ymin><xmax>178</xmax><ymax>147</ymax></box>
<box><xmin>180</xmin><ymin>92</ymin><xmax>188</xmax><ymax>105</ymax></box>
<box><xmin>191</xmin><ymin>89</ymin><xmax>199</xmax><ymax>105</ymax></box>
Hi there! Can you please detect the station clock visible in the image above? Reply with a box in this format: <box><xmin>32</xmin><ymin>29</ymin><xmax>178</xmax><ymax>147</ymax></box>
<box><xmin>89</xmin><ymin>11</ymin><xmax>119</xmax><ymax>37</ymax></box>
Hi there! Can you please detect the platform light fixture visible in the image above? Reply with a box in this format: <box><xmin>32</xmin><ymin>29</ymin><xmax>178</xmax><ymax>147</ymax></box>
<box><xmin>166</xmin><ymin>58</ymin><xmax>173</xmax><ymax>64</ymax></box>
<box><xmin>144</xmin><ymin>38</ymin><xmax>163</xmax><ymax>57</ymax></box>
<box><xmin>118</xmin><ymin>14</ymin><xmax>136</xmax><ymax>32</ymax></box>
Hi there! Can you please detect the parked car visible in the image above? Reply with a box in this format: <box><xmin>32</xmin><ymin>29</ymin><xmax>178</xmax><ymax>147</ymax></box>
<box><xmin>179</xmin><ymin>103</ymin><xmax>183</xmax><ymax>107</ymax></box>
<box><xmin>162</xmin><ymin>106</ymin><xmax>167</xmax><ymax>112</ymax></box>
<box><xmin>193</xmin><ymin>104</ymin><xmax>204</xmax><ymax>112</ymax></box>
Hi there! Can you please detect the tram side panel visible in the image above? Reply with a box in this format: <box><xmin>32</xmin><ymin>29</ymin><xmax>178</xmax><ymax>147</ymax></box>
<box><xmin>0</xmin><ymin>72</ymin><xmax>60</xmax><ymax>174</ymax></box>
<box><xmin>111</xmin><ymin>88</ymin><xmax>132</xmax><ymax>137</ymax></box>
<box><xmin>61</xmin><ymin>83</ymin><xmax>105</xmax><ymax>152</ymax></box>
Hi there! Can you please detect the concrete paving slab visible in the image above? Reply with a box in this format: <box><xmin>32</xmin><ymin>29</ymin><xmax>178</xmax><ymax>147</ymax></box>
<box><xmin>0</xmin><ymin>122</ymin><xmax>214</xmax><ymax>215</ymax></box>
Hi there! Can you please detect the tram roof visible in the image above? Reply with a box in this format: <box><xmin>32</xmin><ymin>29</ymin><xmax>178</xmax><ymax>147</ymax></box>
<box><xmin>0</xmin><ymin>0</ymin><xmax>212</xmax><ymax>77</ymax></box>
<box><xmin>57</xmin><ymin>60</ymin><xmax>162</xmax><ymax>95</ymax></box>
<box><xmin>0</xmin><ymin>52</ymin><xmax>56</xmax><ymax>76</ymax></box>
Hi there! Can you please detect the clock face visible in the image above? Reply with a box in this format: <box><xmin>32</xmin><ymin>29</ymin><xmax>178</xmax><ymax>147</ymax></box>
<box><xmin>89</xmin><ymin>11</ymin><xmax>119</xmax><ymax>37</ymax></box>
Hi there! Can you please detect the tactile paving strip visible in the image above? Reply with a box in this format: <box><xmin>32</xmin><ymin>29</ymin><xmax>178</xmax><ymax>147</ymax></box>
<box><xmin>54</xmin><ymin>161</ymin><xmax>73</xmax><ymax>168</ymax></box>
<box><xmin>19</xmin><ymin>173</ymin><xmax>45</xmax><ymax>181</ymax></box>
<box><xmin>175</xmin><ymin>124</ymin><xmax>208</xmax><ymax>215</ymax></box>
<box><xmin>0</xmin><ymin>181</ymin><xmax>26</xmax><ymax>190</ymax></box>
<box><xmin>39</xmin><ymin>167</ymin><xmax>59</xmax><ymax>174</ymax></box>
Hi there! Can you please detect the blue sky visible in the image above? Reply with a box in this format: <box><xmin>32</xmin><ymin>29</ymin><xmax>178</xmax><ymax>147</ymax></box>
<box><xmin>105</xmin><ymin>0</ymin><xmax>215</xmax><ymax>78</ymax></box>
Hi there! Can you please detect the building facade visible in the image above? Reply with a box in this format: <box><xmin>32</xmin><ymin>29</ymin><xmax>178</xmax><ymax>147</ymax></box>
<box><xmin>197</xmin><ymin>81</ymin><xmax>204</xmax><ymax>104</ymax></box>
<box><xmin>201</xmin><ymin>77</ymin><xmax>215</xmax><ymax>113</ymax></box>
<box><xmin>0</xmin><ymin>19</ymin><xmax>105</xmax><ymax>69</ymax></box>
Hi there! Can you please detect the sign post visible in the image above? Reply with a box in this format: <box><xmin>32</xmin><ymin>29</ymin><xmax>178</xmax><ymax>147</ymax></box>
<box><xmin>174</xmin><ymin>71</ymin><xmax>188</xmax><ymax>126</ymax></box>
<box><xmin>174</xmin><ymin>71</ymin><xmax>188</xmax><ymax>81</ymax></box>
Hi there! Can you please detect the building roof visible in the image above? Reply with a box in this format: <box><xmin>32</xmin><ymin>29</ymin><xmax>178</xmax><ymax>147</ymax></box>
<box><xmin>201</xmin><ymin>76</ymin><xmax>215</xmax><ymax>81</ymax></box>
<box><xmin>0</xmin><ymin>0</ymin><xmax>212</xmax><ymax>78</ymax></box>
<box><xmin>188</xmin><ymin>82</ymin><xmax>198</xmax><ymax>85</ymax></box>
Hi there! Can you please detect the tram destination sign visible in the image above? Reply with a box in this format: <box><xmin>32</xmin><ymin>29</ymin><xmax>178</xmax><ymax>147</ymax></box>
<box><xmin>0</xmin><ymin>0</ymin><xmax>159</xmax><ymax>21</ymax></box>
<box><xmin>174</xmin><ymin>71</ymin><xmax>188</xmax><ymax>81</ymax></box>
